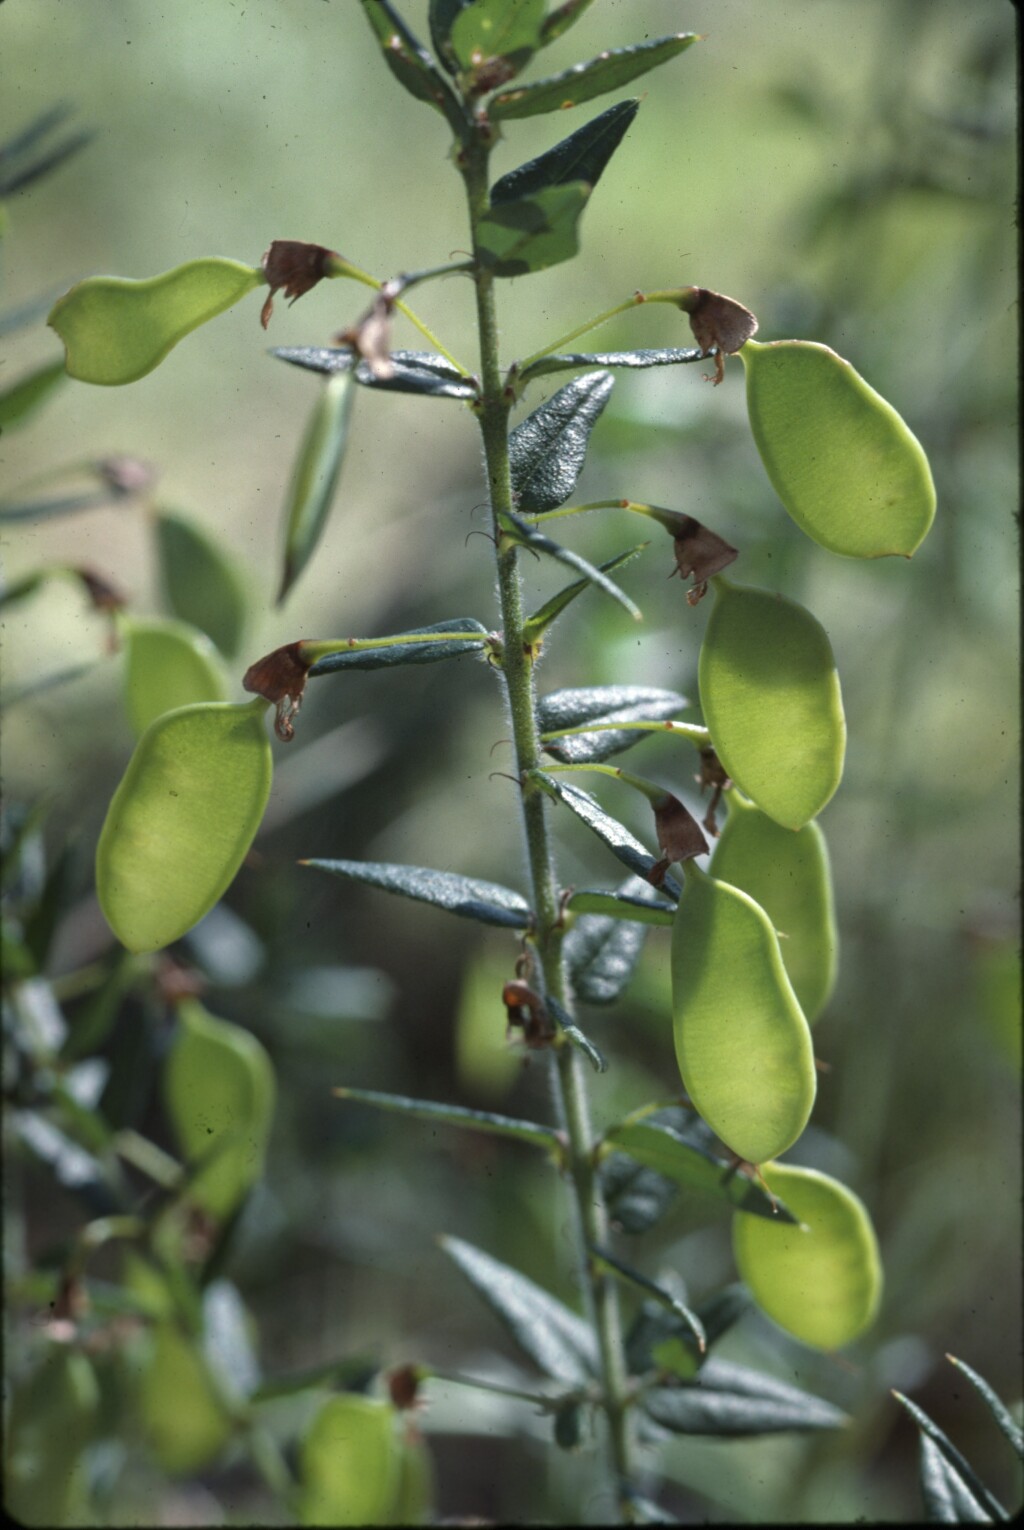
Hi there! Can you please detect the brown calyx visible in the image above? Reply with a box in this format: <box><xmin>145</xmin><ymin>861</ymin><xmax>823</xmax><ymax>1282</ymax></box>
<box><xmin>243</xmin><ymin>640</ymin><xmax>312</xmax><ymax>741</ymax></box>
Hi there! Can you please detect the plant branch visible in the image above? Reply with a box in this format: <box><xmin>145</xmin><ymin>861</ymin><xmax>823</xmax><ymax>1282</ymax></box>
<box><xmin>516</xmin><ymin>289</ymin><xmax>690</xmax><ymax>376</ymax></box>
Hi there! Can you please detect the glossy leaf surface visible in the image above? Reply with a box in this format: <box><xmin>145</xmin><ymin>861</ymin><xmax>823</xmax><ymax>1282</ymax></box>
<box><xmin>334</xmin><ymin>1085</ymin><xmax>562</xmax><ymax>1153</ymax></box>
<box><xmin>565</xmin><ymin>876</ymin><xmax>667</xmax><ymax>1003</ymax></box>
<box><xmin>627</xmin><ymin>1284</ymin><xmax>751</xmax><ymax>1383</ymax></box>
<box><xmin>156</xmin><ymin>511</ymin><xmax>248</xmax><ymax>658</ymax></box>
<box><xmin>299</xmin><ymin>1395</ymin><xmax>401</xmax><ymax>1526</ymax></box>
<box><xmin>475</xmin><ymin>182</ymin><xmax>591</xmax><ymax>276</ymax></box>
<box><xmin>48</xmin><ymin>258</ymin><xmax>262</xmax><ymax>385</ymax></box>
<box><xmin>642</xmin><ymin>1357</ymin><xmax>847</xmax><ymax>1436</ymax></box>
<box><xmin>440</xmin><ymin>1234</ymin><xmax>597</xmax><ymax>1381</ymax></box>
<box><xmin>601</xmin><ymin>1151</ymin><xmax>679</xmax><ymax>1235</ymax></box>
<box><xmin>97</xmin><ymin>699</ymin><xmax>273</xmax><ymax>953</ymax></box>
<box><xmin>510</xmin><ymin>370</ymin><xmax>614</xmax><ymax>511</ymax></box>
<box><xmin>918</xmin><ymin>1435</ymin><xmax>993</xmax><ymax>1523</ymax></box>
<box><xmin>711</xmin><ymin>791</ymin><xmax>837</xmax><ymax>1022</ymax></box>
<box><xmin>491</xmin><ymin>99</ymin><xmax>638</xmax><ymax>206</ymax></box>
<box><xmin>743</xmin><ymin>339</ymin><xmax>936</xmax><ymax>558</ymax></box>
<box><xmin>278</xmin><ymin>372</ymin><xmax>355</xmax><ymax>603</ymax></box>
<box><xmin>358</xmin><ymin>0</ymin><xmax>465</xmax><ymax>137</ymax></box>
<box><xmin>490</xmin><ymin>34</ymin><xmax>698</xmax><ymax>118</ymax></box>
<box><xmin>309</xmin><ymin>618</ymin><xmax>488</xmax><ymax>672</ymax></box>
<box><xmin>272</xmin><ymin>345</ymin><xmax>478</xmax><ymax>398</ymax></box>
<box><xmin>541</xmin><ymin>775</ymin><xmax>681</xmax><ymax>898</ymax></box>
<box><xmin>699</xmin><ymin>580</ymin><xmax>846</xmax><ymax>829</ymax></box>
<box><xmin>164</xmin><ymin>999</ymin><xmax>276</xmax><ymax>1219</ymax></box>
<box><xmin>0</xmin><ymin>358</ymin><xmax>65</xmax><ymax>429</ymax></box>
<box><xmin>671</xmin><ymin>863</ymin><xmax>816</xmax><ymax>1164</ymax></box>
<box><xmin>140</xmin><ymin>1325</ymin><xmax>233</xmax><ymax>1474</ymax></box>
<box><xmin>122</xmin><ymin>617</ymin><xmax>226</xmax><ymax>736</ymax></box>
<box><xmin>521</xmin><ymin>345</ymin><xmax>702</xmax><ymax>382</ymax></box>
<box><xmin>606</xmin><ymin>1114</ymin><xmax>795</xmax><ymax>1222</ymax></box>
<box><xmin>304</xmin><ymin>857</ymin><xmax>531</xmax><ymax>929</ymax></box>
<box><xmin>540</xmin><ymin>685</ymin><xmax>688</xmax><ymax>764</ymax></box>
<box><xmin>733</xmin><ymin>1164</ymin><xmax>882</xmax><ymax>1350</ymax></box>
<box><xmin>893</xmin><ymin>1391</ymin><xmax>1007</xmax><ymax>1522</ymax></box>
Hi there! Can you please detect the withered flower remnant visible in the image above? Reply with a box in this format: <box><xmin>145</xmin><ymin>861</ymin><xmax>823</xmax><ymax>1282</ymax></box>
<box><xmin>260</xmin><ymin>240</ymin><xmax>346</xmax><ymax>330</ymax></box>
<box><xmin>678</xmin><ymin>286</ymin><xmax>758</xmax><ymax>385</ymax></box>
<box><xmin>335</xmin><ymin>282</ymin><xmax>399</xmax><ymax>381</ymax></box>
<box><xmin>650</xmin><ymin>792</ymin><xmax>709</xmax><ymax>884</ymax></box>
<box><xmin>243</xmin><ymin>640</ymin><xmax>312</xmax><ymax>741</ymax></box>
<box><xmin>697</xmin><ymin>745</ymin><xmax>732</xmax><ymax>836</ymax></box>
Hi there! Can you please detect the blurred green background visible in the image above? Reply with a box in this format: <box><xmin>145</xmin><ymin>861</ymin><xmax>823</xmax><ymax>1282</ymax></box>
<box><xmin>2</xmin><ymin>0</ymin><xmax>1019</xmax><ymax>1523</ymax></box>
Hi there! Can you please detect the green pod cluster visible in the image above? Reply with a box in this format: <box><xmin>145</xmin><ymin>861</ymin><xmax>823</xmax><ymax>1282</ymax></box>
<box><xmin>96</xmin><ymin>698</ymin><xmax>273</xmax><ymax>953</ymax></box>
<box><xmin>699</xmin><ymin>579</ymin><xmax>846</xmax><ymax>830</ymax></box>
<box><xmin>122</xmin><ymin>615</ymin><xmax>226</xmax><ymax>736</ymax></box>
<box><xmin>671</xmin><ymin>861</ymin><xmax>816</xmax><ymax>1165</ymax></box>
<box><xmin>710</xmin><ymin>791</ymin><xmax>837</xmax><ymax>1023</ymax></box>
<box><xmin>732</xmin><ymin>1163</ymin><xmax>882</xmax><ymax>1350</ymax></box>
<box><xmin>139</xmin><ymin>1324</ymin><xmax>234</xmax><ymax>1474</ymax></box>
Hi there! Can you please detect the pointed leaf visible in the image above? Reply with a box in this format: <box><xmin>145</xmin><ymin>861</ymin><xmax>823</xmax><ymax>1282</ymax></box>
<box><xmin>946</xmin><ymin>1355</ymin><xmax>1024</xmax><ymax>1460</ymax></box>
<box><xmin>539</xmin><ymin>0</ymin><xmax>598</xmax><ymax>46</ymax></box>
<box><xmin>475</xmin><ymin>181</ymin><xmax>591</xmax><ymax>276</ymax></box>
<box><xmin>272</xmin><ymin>345</ymin><xmax>478</xmax><ymax>399</ymax></box>
<box><xmin>450</xmin><ymin>0</ymin><xmax>545</xmax><ymax>75</ymax></box>
<box><xmin>358</xmin><ymin>0</ymin><xmax>466</xmax><ymax>137</ymax></box>
<box><xmin>439</xmin><ymin>1234</ymin><xmax>597</xmax><ymax>1381</ymax></box>
<box><xmin>303</xmin><ymin>858</ymin><xmax>531</xmax><ymax>929</ymax></box>
<box><xmin>565</xmin><ymin>876</ymin><xmax>669</xmax><ymax>1003</ymax></box>
<box><xmin>0</xmin><ymin>359</ymin><xmax>65</xmax><ymax>430</ymax></box>
<box><xmin>506</xmin><ymin>511</ymin><xmax>641</xmax><ymax>620</ymax></box>
<box><xmin>539</xmin><ymin>774</ymin><xmax>681</xmax><ymax>898</ymax></box>
<box><xmin>491</xmin><ymin>99</ymin><xmax>638</xmax><ymax>206</ymax></box>
<box><xmin>122</xmin><ymin>617</ymin><xmax>226</xmax><ymax>736</ymax></box>
<box><xmin>893</xmin><ymin>1392</ymin><xmax>1008</xmax><ymax>1522</ymax></box>
<box><xmin>591</xmin><ymin>1245</ymin><xmax>705</xmax><ymax>1351</ymax></box>
<box><xmin>0</xmin><ymin>105</ymin><xmax>92</xmax><ymax>197</ymax></box>
<box><xmin>309</xmin><ymin>619</ymin><xmax>489</xmax><ymax>672</ymax></box>
<box><xmin>601</xmin><ymin>1152</ymin><xmax>678</xmax><ymax>1235</ymax></box>
<box><xmin>140</xmin><ymin>1325</ymin><xmax>234</xmax><ymax>1474</ymax></box>
<box><xmin>510</xmin><ymin>370</ymin><xmax>613</xmax><ymax>511</ymax></box>
<box><xmin>565</xmin><ymin>889</ymin><xmax>675</xmax><ymax>926</ymax></box>
<box><xmin>155</xmin><ymin>511</ymin><xmax>249</xmax><ymax>658</ymax></box>
<box><xmin>278</xmin><ymin>372</ymin><xmax>355</xmax><ymax>603</ymax></box>
<box><xmin>546</xmin><ymin>995</ymin><xmax>607</xmax><ymax>1072</ymax></box>
<box><xmin>919</xmin><ymin>1434</ymin><xmax>993</xmax><ymax>1523</ymax></box>
<box><xmin>299</xmin><ymin>1394</ymin><xmax>401</xmax><ymax>1527</ymax></box>
<box><xmin>0</xmin><ymin>490</ymin><xmax>114</xmax><ymax>524</ymax></box>
<box><xmin>521</xmin><ymin>346</ymin><xmax>702</xmax><ymax>382</ymax></box>
<box><xmin>490</xmin><ymin>34</ymin><xmax>699</xmax><ymax>120</ymax></box>
<box><xmin>627</xmin><ymin>1284</ymin><xmax>752</xmax><ymax>1381</ymax></box>
<box><xmin>540</xmin><ymin>690</ymin><xmax>688</xmax><ymax>764</ymax></box>
<box><xmin>606</xmin><ymin>1118</ymin><xmax>794</xmax><ymax>1222</ymax></box>
<box><xmin>48</xmin><ymin>259</ymin><xmax>263</xmax><ymax>385</ymax></box>
<box><xmin>539</xmin><ymin>685</ymin><xmax>688</xmax><ymax>733</ymax></box>
<box><xmin>334</xmin><ymin>1085</ymin><xmax>562</xmax><ymax>1153</ymax></box>
<box><xmin>524</xmin><ymin>542</ymin><xmax>646</xmax><ymax>643</ymax></box>
<box><xmin>643</xmin><ymin>1357</ymin><xmax>847</xmax><ymax>1436</ymax></box>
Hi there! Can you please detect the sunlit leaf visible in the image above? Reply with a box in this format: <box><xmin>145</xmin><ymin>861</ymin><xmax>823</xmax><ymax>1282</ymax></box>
<box><xmin>308</xmin><ymin>619</ymin><xmax>488</xmax><ymax>672</ymax></box>
<box><xmin>303</xmin><ymin>858</ymin><xmax>531</xmax><ymax>929</ymax></box>
<box><xmin>490</xmin><ymin>34</ymin><xmax>699</xmax><ymax>119</ymax></box>
<box><xmin>538</xmin><ymin>774</ymin><xmax>681</xmax><ymax>897</ymax></box>
<box><xmin>521</xmin><ymin>346</ymin><xmax>702</xmax><ymax>382</ymax></box>
<box><xmin>358</xmin><ymin>0</ymin><xmax>466</xmax><ymax>138</ymax></box>
<box><xmin>272</xmin><ymin>345</ymin><xmax>478</xmax><ymax>398</ymax></box>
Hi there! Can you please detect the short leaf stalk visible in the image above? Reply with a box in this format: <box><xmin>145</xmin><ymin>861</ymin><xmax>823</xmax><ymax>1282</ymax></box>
<box><xmin>460</xmin><ymin>136</ymin><xmax>635</xmax><ymax>1518</ymax></box>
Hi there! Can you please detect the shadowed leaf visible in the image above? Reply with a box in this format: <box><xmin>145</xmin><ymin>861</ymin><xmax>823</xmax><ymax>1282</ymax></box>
<box><xmin>505</xmin><ymin>511</ymin><xmax>641</xmax><ymax>620</ymax></box>
<box><xmin>510</xmin><ymin>371</ymin><xmax>614</xmax><ymax>511</ymax></box>
<box><xmin>491</xmin><ymin>100</ymin><xmax>638</xmax><ymax>206</ymax></box>
<box><xmin>358</xmin><ymin>0</ymin><xmax>466</xmax><ymax>137</ymax></box>
<box><xmin>335</xmin><ymin>1086</ymin><xmax>562</xmax><ymax>1153</ymax></box>
<box><xmin>476</xmin><ymin>182</ymin><xmax>591</xmax><ymax>277</ymax></box>
<box><xmin>277</xmin><ymin>373</ymin><xmax>355</xmax><ymax>604</ymax></box>
<box><xmin>918</xmin><ymin>1435</ymin><xmax>993</xmax><ymax>1523</ymax></box>
<box><xmin>303</xmin><ymin>858</ymin><xmax>531</xmax><ymax>929</ymax></box>
<box><xmin>156</xmin><ymin>511</ymin><xmax>248</xmax><ymax>657</ymax></box>
<box><xmin>309</xmin><ymin>619</ymin><xmax>488</xmax><ymax>672</ymax></box>
<box><xmin>893</xmin><ymin>1392</ymin><xmax>1007</xmax><ymax>1522</ymax></box>
<box><xmin>605</xmin><ymin>1114</ymin><xmax>795</xmax><ymax>1222</ymax></box>
<box><xmin>565</xmin><ymin>889</ymin><xmax>675</xmax><ymax>926</ymax></box>
<box><xmin>643</xmin><ymin>1357</ymin><xmax>847</xmax><ymax>1435</ymax></box>
<box><xmin>0</xmin><ymin>360</ymin><xmax>66</xmax><ymax>430</ymax></box>
<box><xmin>566</xmin><ymin>876</ymin><xmax>670</xmax><ymax>1003</ymax></box>
<box><xmin>524</xmin><ymin>543</ymin><xmax>646</xmax><ymax>644</ymax></box>
<box><xmin>538</xmin><ymin>774</ymin><xmax>681</xmax><ymax>898</ymax></box>
<box><xmin>946</xmin><ymin>1355</ymin><xmax>1024</xmax><ymax>1460</ymax></box>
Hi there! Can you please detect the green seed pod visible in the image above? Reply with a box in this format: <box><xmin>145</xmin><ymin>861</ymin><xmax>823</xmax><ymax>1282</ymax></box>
<box><xmin>732</xmin><ymin>1163</ymin><xmax>882</xmax><ymax>1350</ymax></box>
<box><xmin>671</xmin><ymin>861</ymin><xmax>816</xmax><ymax>1165</ymax></box>
<box><xmin>139</xmin><ymin>1324</ymin><xmax>234</xmax><ymax>1474</ymax></box>
<box><xmin>123</xmin><ymin>616</ymin><xmax>226</xmax><ymax>736</ymax></box>
<box><xmin>96</xmin><ymin>698</ymin><xmax>273</xmax><ymax>953</ymax></box>
<box><xmin>5</xmin><ymin>1344</ymin><xmax>99</xmax><ymax>1525</ymax></box>
<box><xmin>743</xmin><ymin>338</ymin><xmax>936</xmax><ymax>558</ymax></box>
<box><xmin>699</xmin><ymin>579</ymin><xmax>845</xmax><ymax>830</ymax></box>
<box><xmin>299</xmin><ymin>1394</ymin><xmax>402</xmax><ymax>1527</ymax></box>
<box><xmin>710</xmin><ymin>791</ymin><xmax>837</xmax><ymax>1023</ymax></box>
<box><xmin>164</xmin><ymin>998</ymin><xmax>276</xmax><ymax>1219</ymax></box>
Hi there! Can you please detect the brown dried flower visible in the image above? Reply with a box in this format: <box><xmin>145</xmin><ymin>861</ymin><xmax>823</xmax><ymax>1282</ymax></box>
<box><xmin>678</xmin><ymin>286</ymin><xmax>758</xmax><ymax>384</ymax></box>
<box><xmin>243</xmin><ymin>640</ymin><xmax>312</xmax><ymax>741</ymax></box>
<box><xmin>653</xmin><ymin>792</ymin><xmax>709</xmax><ymax>865</ymax></box>
<box><xmin>335</xmin><ymin>283</ymin><xmax>398</xmax><ymax>381</ymax></box>
<box><xmin>261</xmin><ymin>240</ymin><xmax>341</xmax><ymax>330</ymax></box>
<box><xmin>671</xmin><ymin>515</ymin><xmax>739</xmax><ymax>605</ymax></box>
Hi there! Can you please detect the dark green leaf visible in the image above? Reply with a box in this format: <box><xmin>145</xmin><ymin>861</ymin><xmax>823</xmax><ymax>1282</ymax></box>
<box><xmin>564</xmin><ymin>889</ymin><xmax>675</xmax><ymax>926</ymax></box>
<box><xmin>335</xmin><ymin>1085</ymin><xmax>562</xmax><ymax>1153</ymax></box>
<box><xmin>277</xmin><ymin>372</ymin><xmax>355</xmax><ymax>604</ymax></box>
<box><xmin>439</xmin><ymin>1234</ymin><xmax>597</xmax><ymax>1382</ymax></box>
<box><xmin>539</xmin><ymin>685</ymin><xmax>688</xmax><ymax>733</ymax></box>
<box><xmin>309</xmin><ymin>618</ymin><xmax>488</xmax><ymax>672</ymax></box>
<box><xmin>524</xmin><ymin>543</ymin><xmax>646</xmax><ymax>643</ymax></box>
<box><xmin>357</xmin><ymin>0</ymin><xmax>466</xmax><ymax>138</ymax></box>
<box><xmin>692</xmin><ymin>1283</ymin><xmax>753</xmax><ymax>1349</ymax></box>
<box><xmin>541</xmin><ymin>691</ymin><xmax>688</xmax><ymax>764</ymax></box>
<box><xmin>643</xmin><ymin>1357</ymin><xmax>847</xmax><ymax>1436</ymax></box>
<box><xmin>919</xmin><ymin>1434</ymin><xmax>993</xmax><ymax>1523</ymax></box>
<box><xmin>893</xmin><ymin>1392</ymin><xmax>1008</xmax><ymax>1522</ymax></box>
<box><xmin>539</xmin><ymin>0</ymin><xmax>598</xmax><ymax>46</ymax></box>
<box><xmin>521</xmin><ymin>346</ymin><xmax>702</xmax><ymax>383</ymax></box>
<box><xmin>450</xmin><ymin>0</ymin><xmax>545</xmax><ymax>76</ymax></box>
<box><xmin>0</xmin><ymin>105</ymin><xmax>92</xmax><ymax>197</ymax></box>
<box><xmin>565</xmin><ymin>876</ymin><xmax>669</xmax><ymax>1004</ymax></box>
<box><xmin>590</xmin><ymin>1245</ymin><xmax>705</xmax><ymax>1351</ymax></box>
<box><xmin>546</xmin><ymin>995</ymin><xmax>607</xmax><ymax>1072</ymax></box>
<box><xmin>946</xmin><ymin>1355</ymin><xmax>1024</xmax><ymax>1460</ymax></box>
<box><xmin>156</xmin><ymin>511</ymin><xmax>248</xmax><ymax>657</ymax></box>
<box><xmin>303</xmin><ymin>858</ymin><xmax>531</xmax><ymax>929</ymax></box>
<box><xmin>429</xmin><ymin>0</ymin><xmax>473</xmax><ymax>71</ymax></box>
<box><xmin>505</xmin><ymin>511</ymin><xmax>640</xmax><ymax>621</ymax></box>
<box><xmin>627</xmin><ymin>1298</ymin><xmax>701</xmax><ymax>1381</ymax></box>
<box><xmin>490</xmin><ymin>34</ymin><xmax>700</xmax><ymax>120</ymax></box>
<box><xmin>510</xmin><ymin>371</ymin><xmax>614</xmax><ymax>512</ymax></box>
<box><xmin>539</xmin><ymin>774</ymin><xmax>682</xmax><ymax>897</ymax></box>
<box><xmin>475</xmin><ymin>182</ymin><xmax>591</xmax><ymax>277</ymax></box>
<box><xmin>272</xmin><ymin>346</ymin><xmax>478</xmax><ymax>399</ymax></box>
<box><xmin>601</xmin><ymin>1152</ymin><xmax>678</xmax><ymax>1235</ymax></box>
<box><xmin>491</xmin><ymin>99</ymin><xmax>638</xmax><ymax>206</ymax></box>
<box><xmin>0</xmin><ymin>360</ymin><xmax>65</xmax><ymax>430</ymax></box>
<box><xmin>605</xmin><ymin>1117</ymin><xmax>795</xmax><ymax>1222</ymax></box>
<box><xmin>0</xmin><ymin>491</ymin><xmax>111</xmax><ymax>524</ymax></box>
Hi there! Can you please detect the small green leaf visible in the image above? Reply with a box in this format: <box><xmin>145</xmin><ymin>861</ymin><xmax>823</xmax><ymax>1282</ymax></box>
<box><xmin>334</xmin><ymin>1085</ymin><xmax>562</xmax><ymax>1153</ymax></box>
<box><xmin>919</xmin><ymin>1434</ymin><xmax>993</xmax><ymax>1523</ymax></box>
<box><xmin>476</xmin><ymin>182</ymin><xmax>591</xmax><ymax>277</ymax></box>
<box><xmin>164</xmin><ymin>999</ymin><xmax>276</xmax><ymax>1220</ymax></box>
<box><xmin>601</xmin><ymin>1152</ymin><xmax>678</xmax><ymax>1235</ymax></box>
<box><xmin>273</xmin><ymin>345</ymin><xmax>477</xmax><ymax>399</ymax></box>
<box><xmin>510</xmin><ymin>371</ymin><xmax>613</xmax><ymax>511</ymax></box>
<box><xmin>300</xmin><ymin>1394</ymin><xmax>401</xmax><ymax>1527</ymax></box>
<box><xmin>155</xmin><ymin>510</ymin><xmax>249</xmax><ymax>658</ymax></box>
<box><xmin>450</xmin><ymin>0</ymin><xmax>545</xmax><ymax>75</ymax></box>
<box><xmin>303</xmin><ymin>858</ymin><xmax>531</xmax><ymax>929</ymax></box>
<box><xmin>539</xmin><ymin>0</ymin><xmax>598</xmax><ymax>46</ymax></box>
<box><xmin>358</xmin><ymin>0</ymin><xmax>466</xmax><ymax>138</ymax></box>
<box><xmin>894</xmin><ymin>1391</ymin><xmax>1007</xmax><ymax>1522</ymax></box>
<box><xmin>140</xmin><ymin>1324</ymin><xmax>234</xmax><ymax>1474</ymax></box>
<box><xmin>122</xmin><ymin>617</ymin><xmax>226</xmax><ymax>737</ymax></box>
<box><xmin>439</xmin><ymin>1234</ymin><xmax>597</xmax><ymax>1382</ymax></box>
<box><xmin>743</xmin><ymin>339</ymin><xmax>936</xmax><ymax>558</ymax></box>
<box><xmin>491</xmin><ymin>99</ymin><xmax>638</xmax><ymax>206</ymax></box>
<box><xmin>277</xmin><ymin>372</ymin><xmax>355</xmax><ymax>604</ymax></box>
<box><xmin>699</xmin><ymin>579</ymin><xmax>846</xmax><ymax>830</ymax></box>
<box><xmin>96</xmin><ymin>698</ymin><xmax>273</xmax><ymax>953</ymax></box>
<box><xmin>505</xmin><ymin>511</ymin><xmax>641</xmax><ymax>621</ymax></box>
<box><xmin>605</xmin><ymin>1117</ymin><xmax>795</xmax><ymax>1222</ymax></box>
<box><xmin>539</xmin><ymin>684</ymin><xmax>688</xmax><ymax>764</ymax></box>
<box><xmin>565</xmin><ymin>876</ymin><xmax>669</xmax><ymax>1003</ymax></box>
<box><xmin>628</xmin><ymin>1283</ymin><xmax>752</xmax><ymax>1381</ymax></box>
<box><xmin>946</xmin><ymin>1354</ymin><xmax>1024</xmax><ymax>1461</ymax></box>
<box><xmin>0</xmin><ymin>358</ymin><xmax>65</xmax><ymax>429</ymax></box>
<box><xmin>642</xmin><ymin>1357</ymin><xmax>847</xmax><ymax>1436</ymax></box>
<box><xmin>564</xmin><ymin>889</ymin><xmax>675</xmax><ymax>925</ymax></box>
<box><xmin>490</xmin><ymin>34</ymin><xmax>699</xmax><ymax>119</ymax></box>
<box><xmin>524</xmin><ymin>542</ymin><xmax>646</xmax><ymax>643</ymax></box>
<box><xmin>521</xmin><ymin>346</ymin><xmax>702</xmax><ymax>382</ymax></box>
<box><xmin>308</xmin><ymin>618</ymin><xmax>488</xmax><ymax>672</ymax></box>
<box><xmin>539</xmin><ymin>774</ymin><xmax>681</xmax><ymax>898</ymax></box>
<box><xmin>48</xmin><ymin>258</ymin><xmax>262</xmax><ymax>385</ymax></box>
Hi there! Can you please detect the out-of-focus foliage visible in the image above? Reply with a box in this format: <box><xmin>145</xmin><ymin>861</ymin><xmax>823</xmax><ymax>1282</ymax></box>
<box><xmin>2</xmin><ymin>1</ymin><xmax>1018</xmax><ymax>1523</ymax></box>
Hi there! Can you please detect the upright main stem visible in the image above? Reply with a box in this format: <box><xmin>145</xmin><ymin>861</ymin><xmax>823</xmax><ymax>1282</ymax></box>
<box><xmin>460</xmin><ymin>139</ymin><xmax>634</xmax><ymax>1522</ymax></box>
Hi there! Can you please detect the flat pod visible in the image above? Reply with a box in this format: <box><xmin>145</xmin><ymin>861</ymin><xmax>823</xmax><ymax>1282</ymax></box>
<box><xmin>671</xmin><ymin>862</ymin><xmax>816</xmax><ymax>1165</ymax></box>
<box><xmin>742</xmin><ymin>338</ymin><xmax>935</xmax><ymax>558</ymax></box>
<box><xmin>710</xmin><ymin>791</ymin><xmax>837</xmax><ymax>1022</ymax></box>
<box><xmin>699</xmin><ymin>580</ymin><xmax>845</xmax><ymax>830</ymax></box>
<box><xmin>732</xmin><ymin>1163</ymin><xmax>882</xmax><ymax>1350</ymax></box>
<box><xmin>139</xmin><ymin>1325</ymin><xmax>233</xmax><ymax>1475</ymax></box>
<box><xmin>96</xmin><ymin>699</ymin><xmax>273</xmax><ymax>953</ymax></box>
<box><xmin>123</xmin><ymin>616</ymin><xmax>226</xmax><ymax>736</ymax></box>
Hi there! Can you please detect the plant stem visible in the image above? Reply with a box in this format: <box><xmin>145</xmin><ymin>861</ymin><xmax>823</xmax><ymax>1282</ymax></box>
<box><xmin>459</xmin><ymin>137</ymin><xmax>635</xmax><ymax>1524</ymax></box>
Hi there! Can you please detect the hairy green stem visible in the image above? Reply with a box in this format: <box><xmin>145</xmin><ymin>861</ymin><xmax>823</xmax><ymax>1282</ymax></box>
<box><xmin>460</xmin><ymin>136</ymin><xmax>635</xmax><ymax>1524</ymax></box>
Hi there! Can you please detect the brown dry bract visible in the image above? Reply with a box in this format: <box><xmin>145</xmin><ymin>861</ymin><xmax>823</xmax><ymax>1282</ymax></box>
<box><xmin>653</xmin><ymin>793</ymin><xmax>709</xmax><ymax>866</ymax></box>
<box><xmin>261</xmin><ymin>240</ymin><xmax>338</xmax><ymax>330</ymax></box>
<box><xmin>388</xmin><ymin>1364</ymin><xmax>422</xmax><ymax>1412</ymax></box>
<box><xmin>671</xmin><ymin>516</ymin><xmax>739</xmax><ymax>605</ymax></box>
<box><xmin>503</xmin><ymin>980</ymin><xmax>556</xmax><ymax>1050</ymax></box>
<box><xmin>76</xmin><ymin>567</ymin><xmax>127</xmax><ymax>612</ymax></box>
<box><xmin>682</xmin><ymin>287</ymin><xmax>758</xmax><ymax>385</ymax></box>
<box><xmin>336</xmin><ymin>285</ymin><xmax>397</xmax><ymax>381</ymax></box>
<box><xmin>697</xmin><ymin>746</ymin><xmax>732</xmax><ymax>836</ymax></box>
<box><xmin>243</xmin><ymin>640</ymin><xmax>312</xmax><ymax>741</ymax></box>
